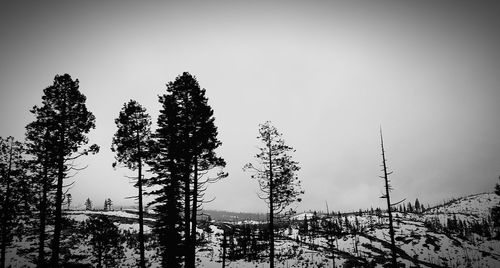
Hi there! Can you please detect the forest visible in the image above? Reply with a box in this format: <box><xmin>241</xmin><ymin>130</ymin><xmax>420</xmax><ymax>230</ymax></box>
<box><xmin>1</xmin><ymin>72</ymin><xmax>500</xmax><ymax>268</ymax></box>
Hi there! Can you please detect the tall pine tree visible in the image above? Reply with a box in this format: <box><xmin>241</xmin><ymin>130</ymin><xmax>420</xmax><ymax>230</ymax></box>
<box><xmin>31</xmin><ymin>74</ymin><xmax>98</xmax><ymax>267</ymax></box>
<box><xmin>148</xmin><ymin>72</ymin><xmax>226</xmax><ymax>268</ymax></box>
<box><xmin>111</xmin><ymin>100</ymin><xmax>152</xmax><ymax>268</ymax></box>
<box><xmin>148</xmin><ymin>92</ymin><xmax>185</xmax><ymax>268</ymax></box>
<box><xmin>244</xmin><ymin>121</ymin><xmax>303</xmax><ymax>268</ymax></box>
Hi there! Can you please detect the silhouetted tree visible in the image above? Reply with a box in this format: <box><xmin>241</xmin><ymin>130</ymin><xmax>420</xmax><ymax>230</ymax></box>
<box><xmin>0</xmin><ymin>137</ymin><xmax>28</xmax><ymax>268</ymax></box>
<box><xmin>85</xmin><ymin>198</ymin><xmax>93</xmax><ymax>211</ymax></box>
<box><xmin>111</xmin><ymin>99</ymin><xmax>152</xmax><ymax>268</ymax></box>
<box><xmin>178</xmin><ymin>73</ymin><xmax>227</xmax><ymax>266</ymax></box>
<box><xmin>85</xmin><ymin>215</ymin><xmax>124</xmax><ymax>268</ymax></box>
<box><xmin>414</xmin><ymin>198</ymin><xmax>420</xmax><ymax>213</ymax></box>
<box><xmin>103</xmin><ymin>198</ymin><xmax>113</xmax><ymax>211</ymax></box>
<box><xmin>244</xmin><ymin>121</ymin><xmax>303</xmax><ymax>268</ymax></box>
<box><xmin>147</xmin><ymin>72</ymin><xmax>225</xmax><ymax>268</ymax></box>
<box><xmin>378</xmin><ymin>128</ymin><xmax>397</xmax><ymax>267</ymax></box>
<box><xmin>25</xmin><ymin>105</ymin><xmax>59</xmax><ymax>267</ymax></box>
<box><xmin>492</xmin><ymin>176</ymin><xmax>500</xmax><ymax>239</ymax></box>
<box><xmin>66</xmin><ymin>194</ymin><xmax>72</xmax><ymax>210</ymax></box>
<box><xmin>407</xmin><ymin>202</ymin><xmax>413</xmax><ymax>213</ymax></box>
<box><xmin>31</xmin><ymin>74</ymin><xmax>98</xmax><ymax>267</ymax></box>
<box><xmin>148</xmin><ymin>82</ymin><xmax>185</xmax><ymax>268</ymax></box>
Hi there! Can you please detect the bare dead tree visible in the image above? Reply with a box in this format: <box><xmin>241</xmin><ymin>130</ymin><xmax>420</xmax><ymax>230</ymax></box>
<box><xmin>379</xmin><ymin>128</ymin><xmax>397</xmax><ymax>267</ymax></box>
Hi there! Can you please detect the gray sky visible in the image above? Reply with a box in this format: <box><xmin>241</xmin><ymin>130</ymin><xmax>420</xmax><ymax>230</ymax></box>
<box><xmin>1</xmin><ymin>1</ymin><xmax>499</xmax><ymax>213</ymax></box>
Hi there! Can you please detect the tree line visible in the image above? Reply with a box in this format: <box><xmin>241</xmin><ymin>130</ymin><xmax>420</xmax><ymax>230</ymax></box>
<box><xmin>0</xmin><ymin>72</ymin><xmax>303</xmax><ymax>268</ymax></box>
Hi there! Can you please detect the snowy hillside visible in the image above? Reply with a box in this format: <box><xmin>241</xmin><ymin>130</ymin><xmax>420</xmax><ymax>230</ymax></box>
<box><xmin>5</xmin><ymin>192</ymin><xmax>500</xmax><ymax>267</ymax></box>
<box><xmin>426</xmin><ymin>193</ymin><xmax>499</xmax><ymax>219</ymax></box>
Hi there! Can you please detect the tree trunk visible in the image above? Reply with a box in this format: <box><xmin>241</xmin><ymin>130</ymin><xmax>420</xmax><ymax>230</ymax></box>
<box><xmin>190</xmin><ymin>157</ymin><xmax>198</xmax><ymax>267</ymax></box>
<box><xmin>268</xmin><ymin>139</ymin><xmax>274</xmax><ymax>268</ymax></box>
<box><xmin>51</xmin><ymin>152</ymin><xmax>64</xmax><ymax>267</ymax></box>
<box><xmin>38</xmin><ymin>146</ymin><xmax>50</xmax><ymax>267</ymax></box>
<box><xmin>184</xmin><ymin>163</ymin><xmax>192</xmax><ymax>268</ymax></box>
<box><xmin>221</xmin><ymin>228</ymin><xmax>227</xmax><ymax>268</ymax></box>
<box><xmin>51</xmin><ymin>102</ymin><xmax>66</xmax><ymax>268</ymax></box>
<box><xmin>380</xmin><ymin>131</ymin><xmax>397</xmax><ymax>267</ymax></box>
<box><xmin>37</xmin><ymin>180</ymin><xmax>48</xmax><ymax>267</ymax></box>
<box><xmin>0</xmin><ymin>141</ymin><xmax>13</xmax><ymax>268</ymax></box>
<box><xmin>137</xmin><ymin>131</ymin><xmax>146</xmax><ymax>268</ymax></box>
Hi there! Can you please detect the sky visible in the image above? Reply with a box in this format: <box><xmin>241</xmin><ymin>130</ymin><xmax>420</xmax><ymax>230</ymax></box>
<box><xmin>1</xmin><ymin>1</ymin><xmax>499</xmax><ymax>213</ymax></box>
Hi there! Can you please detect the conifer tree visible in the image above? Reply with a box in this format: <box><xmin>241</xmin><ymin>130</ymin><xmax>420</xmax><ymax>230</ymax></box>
<box><xmin>85</xmin><ymin>198</ymin><xmax>93</xmax><ymax>211</ymax></box>
<box><xmin>0</xmin><ymin>137</ymin><xmax>28</xmax><ymax>268</ymax></box>
<box><xmin>112</xmin><ymin>100</ymin><xmax>152</xmax><ymax>268</ymax></box>
<box><xmin>148</xmin><ymin>72</ymin><xmax>225</xmax><ymax>268</ymax></box>
<box><xmin>244</xmin><ymin>121</ymin><xmax>303</xmax><ymax>268</ymax></box>
<box><xmin>148</xmin><ymin>92</ymin><xmax>185</xmax><ymax>268</ymax></box>
<box><xmin>31</xmin><ymin>74</ymin><xmax>98</xmax><ymax>267</ymax></box>
<box><xmin>25</xmin><ymin>105</ymin><xmax>59</xmax><ymax>267</ymax></box>
<box><xmin>85</xmin><ymin>215</ymin><xmax>124</xmax><ymax>268</ymax></box>
<box><xmin>66</xmin><ymin>194</ymin><xmax>72</xmax><ymax>210</ymax></box>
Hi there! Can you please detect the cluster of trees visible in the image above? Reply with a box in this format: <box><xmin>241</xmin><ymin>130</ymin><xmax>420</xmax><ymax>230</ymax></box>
<box><xmin>84</xmin><ymin>215</ymin><xmax>124</xmax><ymax>267</ymax></box>
<box><xmin>1</xmin><ymin>71</ymin><xmax>304</xmax><ymax>268</ymax></box>
<box><xmin>83</xmin><ymin>197</ymin><xmax>113</xmax><ymax>211</ymax></box>
<box><xmin>393</xmin><ymin>198</ymin><xmax>427</xmax><ymax>214</ymax></box>
<box><xmin>103</xmin><ymin>198</ymin><xmax>113</xmax><ymax>211</ymax></box>
<box><xmin>111</xmin><ymin>72</ymin><xmax>228</xmax><ymax>268</ymax></box>
<box><xmin>217</xmin><ymin>223</ymin><xmax>269</xmax><ymax>265</ymax></box>
<box><xmin>424</xmin><ymin>216</ymin><xmax>492</xmax><ymax>241</ymax></box>
<box><xmin>1</xmin><ymin>74</ymin><xmax>98</xmax><ymax>267</ymax></box>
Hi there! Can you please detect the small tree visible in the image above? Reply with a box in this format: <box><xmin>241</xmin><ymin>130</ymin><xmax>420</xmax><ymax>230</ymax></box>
<box><xmin>85</xmin><ymin>198</ymin><xmax>93</xmax><ymax>211</ymax></box>
<box><xmin>104</xmin><ymin>198</ymin><xmax>113</xmax><ymax>211</ymax></box>
<box><xmin>85</xmin><ymin>215</ymin><xmax>124</xmax><ymax>268</ymax></box>
<box><xmin>414</xmin><ymin>198</ymin><xmax>420</xmax><ymax>213</ymax></box>
<box><xmin>66</xmin><ymin>194</ymin><xmax>72</xmax><ymax>210</ymax></box>
<box><xmin>244</xmin><ymin>121</ymin><xmax>303</xmax><ymax>268</ymax></box>
<box><xmin>492</xmin><ymin>176</ymin><xmax>500</xmax><ymax>239</ymax></box>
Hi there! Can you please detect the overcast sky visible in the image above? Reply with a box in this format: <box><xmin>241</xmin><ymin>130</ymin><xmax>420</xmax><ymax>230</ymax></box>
<box><xmin>1</xmin><ymin>1</ymin><xmax>499</xmax><ymax>213</ymax></box>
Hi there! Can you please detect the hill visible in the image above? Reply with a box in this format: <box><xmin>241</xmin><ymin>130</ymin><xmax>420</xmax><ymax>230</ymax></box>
<box><xmin>4</xmin><ymin>192</ymin><xmax>500</xmax><ymax>267</ymax></box>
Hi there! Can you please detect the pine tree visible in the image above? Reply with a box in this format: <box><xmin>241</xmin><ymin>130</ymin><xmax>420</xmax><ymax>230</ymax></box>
<box><xmin>407</xmin><ymin>202</ymin><xmax>413</xmax><ymax>213</ymax></box>
<box><xmin>107</xmin><ymin>198</ymin><xmax>113</xmax><ymax>211</ymax></box>
<box><xmin>25</xmin><ymin>107</ymin><xmax>59</xmax><ymax>267</ymax></box>
<box><xmin>147</xmin><ymin>72</ymin><xmax>226</xmax><ymax>268</ymax></box>
<box><xmin>31</xmin><ymin>74</ymin><xmax>98</xmax><ymax>267</ymax></box>
<box><xmin>85</xmin><ymin>215</ymin><xmax>124</xmax><ymax>268</ymax></box>
<box><xmin>66</xmin><ymin>194</ymin><xmax>72</xmax><ymax>210</ymax></box>
<box><xmin>147</xmin><ymin>80</ymin><xmax>186</xmax><ymax>268</ymax></box>
<box><xmin>112</xmin><ymin>99</ymin><xmax>152</xmax><ymax>268</ymax></box>
<box><xmin>244</xmin><ymin>121</ymin><xmax>303</xmax><ymax>268</ymax></box>
<box><xmin>415</xmin><ymin>198</ymin><xmax>420</xmax><ymax>213</ymax></box>
<box><xmin>0</xmin><ymin>137</ymin><xmax>29</xmax><ymax>268</ymax></box>
<box><xmin>85</xmin><ymin>198</ymin><xmax>93</xmax><ymax>211</ymax></box>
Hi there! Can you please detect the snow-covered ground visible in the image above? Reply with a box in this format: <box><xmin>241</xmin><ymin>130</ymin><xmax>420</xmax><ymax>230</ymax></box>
<box><xmin>5</xmin><ymin>192</ymin><xmax>500</xmax><ymax>267</ymax></box>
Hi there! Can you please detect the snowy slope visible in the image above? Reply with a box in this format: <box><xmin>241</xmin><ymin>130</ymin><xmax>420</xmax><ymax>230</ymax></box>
<box><xmin>5</xmin><ymin>192</ymin><xmax>500</xmax><ymax>267</ymax></box>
